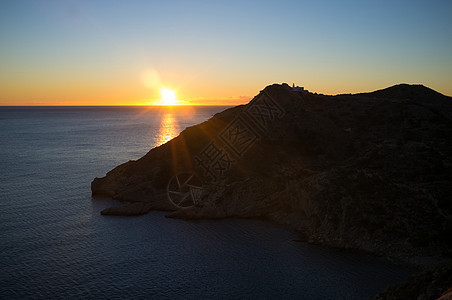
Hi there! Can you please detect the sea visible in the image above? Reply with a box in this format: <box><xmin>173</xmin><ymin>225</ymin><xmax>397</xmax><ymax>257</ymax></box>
<box><xmin>0</xmin><ymin>106</ymin><xmax>418</xmax><ymax>299</ymax></box>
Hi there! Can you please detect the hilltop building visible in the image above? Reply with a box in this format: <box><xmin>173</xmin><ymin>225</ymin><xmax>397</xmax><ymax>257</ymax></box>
<box><xmin>292</xmin><ymin>83</ymin><xmax>306</xmax><ymax>92</ymax></box>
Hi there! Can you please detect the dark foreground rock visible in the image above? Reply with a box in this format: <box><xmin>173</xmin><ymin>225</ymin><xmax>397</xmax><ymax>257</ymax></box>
<box><xmin>92</xmin><ymin>83</ymin><xmax>452</xmax><ymax>296</ymax></box>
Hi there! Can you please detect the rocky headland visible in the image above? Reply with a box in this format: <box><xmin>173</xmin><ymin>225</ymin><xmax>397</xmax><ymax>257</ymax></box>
<box><xmin>92</xmin><ymin>83</ymin><xmax>452</xmax><ymax>298</ymax></box>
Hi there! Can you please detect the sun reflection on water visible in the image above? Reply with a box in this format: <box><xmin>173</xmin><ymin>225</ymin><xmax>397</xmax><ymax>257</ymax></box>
<box><xmin>155</xmin><ymin>111</ymin><xmax>179</xmax><ymax>146</ymax></box>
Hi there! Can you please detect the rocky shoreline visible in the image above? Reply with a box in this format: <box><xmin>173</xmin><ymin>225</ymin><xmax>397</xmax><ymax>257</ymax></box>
<box><xmin>92</xmin><ymin>83</ymin><xmax>452</xmax><ymax>298</ymax></box>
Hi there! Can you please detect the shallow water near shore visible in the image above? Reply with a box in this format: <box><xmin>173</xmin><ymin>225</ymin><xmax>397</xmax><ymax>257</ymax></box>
<box><xmin>0</xmin><ymin>106</ymin><xmax>418</xmax><ymax>299</ymax></box>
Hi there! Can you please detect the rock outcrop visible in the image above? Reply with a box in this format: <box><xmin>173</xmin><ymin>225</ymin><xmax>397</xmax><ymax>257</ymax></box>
<box><xmin>92</xmin><ymin>83</ymin><xmax>452</xmax><ymax>268</ymax></box>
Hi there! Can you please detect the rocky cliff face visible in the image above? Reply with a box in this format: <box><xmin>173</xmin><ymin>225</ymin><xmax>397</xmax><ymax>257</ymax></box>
<box><xmin>92</xmin><ymin>83</ymin><xmax>452</xmax><ymax>266</ymax></box>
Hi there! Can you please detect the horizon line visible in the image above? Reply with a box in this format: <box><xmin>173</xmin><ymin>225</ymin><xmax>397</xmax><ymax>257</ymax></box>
<box><xmin>0</xmin><ymin>104</ymin><xmax>235</xmax><ymax>107</ymax></box>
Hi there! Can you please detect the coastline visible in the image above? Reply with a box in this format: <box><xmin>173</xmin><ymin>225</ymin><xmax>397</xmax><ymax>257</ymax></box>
<box><xmin>92</xmin><ymin>83</ymin><xmax>452</xmax><ymax>298</ymax></box>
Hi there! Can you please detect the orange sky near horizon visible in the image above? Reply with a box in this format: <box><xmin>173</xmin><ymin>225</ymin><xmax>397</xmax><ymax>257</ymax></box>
<box><xmin>2</xmin><ymin>69</ymin><xmax>451</xmax><ymax>106</ymax></box>
<box><xmin>1</xmin><ymin>62</ymin><xmax>451</xmax><ymax>106</ymax></box>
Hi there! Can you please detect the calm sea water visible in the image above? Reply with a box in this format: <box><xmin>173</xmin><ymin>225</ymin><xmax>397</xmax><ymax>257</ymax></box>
<box><xmin>0</xmin><ymin>106</ymin><xmax>417</xmax><ymax>299</ymax></box>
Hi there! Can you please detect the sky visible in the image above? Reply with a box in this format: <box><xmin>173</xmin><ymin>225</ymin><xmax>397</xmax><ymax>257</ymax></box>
<box><xmin>1</xmin><ymin>0</ymin><xmax>451</xmax><ymax>105</ymax></box>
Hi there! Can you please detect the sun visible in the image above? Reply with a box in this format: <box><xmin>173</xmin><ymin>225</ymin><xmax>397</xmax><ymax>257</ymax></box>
<box><xmin>160</xmin><ymin>88</ymin><xmax>178</xmax><ymax>105</ymax></box>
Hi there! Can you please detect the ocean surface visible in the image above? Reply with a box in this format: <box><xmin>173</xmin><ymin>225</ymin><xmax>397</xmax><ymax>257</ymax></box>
<box><xmin>0</xmin><ymin>106</ymin><xmax>418</xmax><ymax>299</ymax></box>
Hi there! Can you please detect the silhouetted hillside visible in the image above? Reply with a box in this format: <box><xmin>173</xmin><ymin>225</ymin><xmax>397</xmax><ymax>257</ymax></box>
<box><xmin>92</xmin><ymin>82</ymin><xmax>452</xmax><ymax>297</ymax></box>
<box><xmin>92</xmin><ymin>83</ymin><xmax>452</xmax><ymax>297</ymax></box>
<box><xmin>359</xmin><ymin>83</ymin><xmax>446</xmax><ymax>100</ymax></box>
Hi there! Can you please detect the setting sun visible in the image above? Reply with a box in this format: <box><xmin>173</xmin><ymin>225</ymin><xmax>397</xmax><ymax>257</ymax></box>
<box><xmin>160</xmin><ymin>88</ymin><xmax>178</xmax><ymax>105</ymax></box>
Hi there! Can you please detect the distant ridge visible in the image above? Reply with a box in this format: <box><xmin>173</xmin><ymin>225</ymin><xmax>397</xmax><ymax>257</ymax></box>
<box><xmin>357</xmin><ymin>83</ymin><xmax>449</xmax><ymax>101</ymax></box>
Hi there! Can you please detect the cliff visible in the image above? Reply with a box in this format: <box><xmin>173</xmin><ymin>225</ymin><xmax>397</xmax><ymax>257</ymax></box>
<box><xmin>92</xmin><ymin>83</ymin><xmax>452</xmax><ymax>268</ymax></box>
